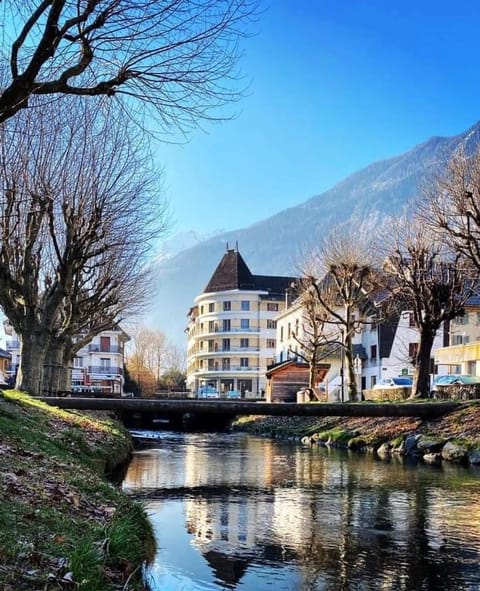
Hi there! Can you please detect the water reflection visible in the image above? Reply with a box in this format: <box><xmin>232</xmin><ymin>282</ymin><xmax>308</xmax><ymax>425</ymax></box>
<box><xmin>123</xmin><ymin>432</ymin><xmax>480</xmax><ymax>591</ymax></box>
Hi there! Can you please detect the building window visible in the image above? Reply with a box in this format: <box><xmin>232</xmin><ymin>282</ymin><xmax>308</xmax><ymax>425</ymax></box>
<box><xmin>240</xmin><ymin>338</ymin><xmax>249</xmax><ymax>348</ymax></box>
<box><xmin>73</xmin><ymin>356</ymin><xmax>83</xmax><ymax>368</ymax></box>
<box><xmin>100</xmin><ymin>358</ymin><xmax>111</xmax><ymax>370</ymax></box>
<box><xmin>200</xmin><ymin>305</ymin><xmax>204</xmax><ymax>314</ymax></box>
<box><xmin>208</xmin><ymin>359</ymin><xmax>215</xmax><ymax>370</ymax></box>
<box><xmin>267</xmin><ymin>319</ymin><xmax>276</xmax><ymax>329</ymax></box>
<box><xmin>208</xmin><ymin>302</ymin><xmax>215</xmax><ymax>313</ymax></box>
<box><xmin>266</xmin><ymin>339</ymin><xmax>275</xmax><ymax>348</ymax></box>
<box><xmin>287</xmin><ymin>322</ymin><xmax>291</xmax><ymax>339</ymax></box>
<box><xmin>240</xmin><ymin>318</ymin><xmax>250</xmax><ymax>329</ymax></box>
<box><xmin>370</xmin><ymin>345</ymin><xmax>377</xmax><ymax>359</ymax></box>
<box><xmin>409</xmin><ymin>313</ymin><xmax>416</xmax><ymax>327</ymax></box>
<box><xmin>454</xmin><ymin>313</ymin><xmax>469</xmax><ymax>325</ymax></box>
<box><xmin>452</xmin><ymin>334</ymin><xmax>470</xmax><ymax>345</ymax></box>
<box><xmin>267</xmin><ymin>303</ymin><xmax>278</xmax><ymax>311</ymax></box>
<box><xmin>208</xmin><ymin>340</ymin><xmax>214</xmax><ymax>352</ymax></box>
<box><xmin>222</xmin><ymin>358</ymin><xmax>230</xmax><ymax>371</ymax></box>
<box><xmin>223</xmin><ymin>301</ymin><xmax>231</xmax><ymax>311</ymax></box>
<box><xmin>208</xmin><ymin>320</ymin><xmax>214</xmax><ymax>332</ymax></box>
<box><xmin>409</xmin><ymin>342</ymin><xmax>419</xmax><ymax>358</ymax></box>
<box><xmin>222</xmin><ymin>338</ymin><xmax>230</xmax><ymax>351</ymax></box>
<box><xmin>371</xmin><ymin>376</ymin><xmax>377</xmax><ymax>388</ymax></box>
<box><xmin>223</xmin><ymin>319</ymin><xmax>231</xmax><ymax>332</ymax></box>
<box><xmin>241</xmin><ymin>300</ymin><xmax>250</xmax><ymax>311</ymax></box>
<box><xmin>280</xmin><ymin>326</ymin><xmax>284</xmax><ymax>342</ymax></box>
<box><xmin>240</xmin><ymin>357</ymin><xmax>249</xmax><ymax>368</ymax></box>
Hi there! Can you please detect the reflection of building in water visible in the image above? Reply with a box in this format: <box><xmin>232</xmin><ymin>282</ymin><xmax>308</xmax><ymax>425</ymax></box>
<box><xmin>122</xmin><ymin>449</ymin><xmax>186</xmax><ymax>491</ymax></box>
<box><xmin>126</xmin><ymin>437</ymin><xmax>480</xmax><ymax>591</ymax></box>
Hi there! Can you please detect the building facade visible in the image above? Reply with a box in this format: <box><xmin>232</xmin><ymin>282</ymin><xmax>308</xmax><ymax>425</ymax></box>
<box><xmin>186</xmin><ymin>247</ymin><xmax>297</xmax><ymax>397</ymax></box>
<box><xmin>275</xmin><ymin>299</ymin><xmax>446</xmax><ymax>399</ymax></box>
<box><xmin>434</xmin><ymin>297</ymin><xmax>480</xmax><ymax>375</ymax></box>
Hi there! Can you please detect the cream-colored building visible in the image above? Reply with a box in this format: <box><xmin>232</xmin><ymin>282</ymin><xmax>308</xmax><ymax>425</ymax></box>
<box><xmin>186</xmin><ymin>247</ymin><xmax>296</xmax><ymax>397</ymax></box>
<box><xmin>435</xmin><ymin>298</ymin><xmax>480</xmax><ymax>375</ymax></box>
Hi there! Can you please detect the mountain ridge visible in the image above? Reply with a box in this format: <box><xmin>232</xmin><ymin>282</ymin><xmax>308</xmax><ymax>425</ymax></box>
<box><xmin>147</xmin><ymin>121</ymin><xmax>480</xmax><ymax>345</ymax></box>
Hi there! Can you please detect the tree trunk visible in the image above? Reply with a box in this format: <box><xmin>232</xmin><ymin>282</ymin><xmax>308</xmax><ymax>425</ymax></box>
<box><xmin>344</xmin><ymin>333</ymin><xmax>357</xmax><ymax>401</ymax></box>
<box><xmin>411</xmin><ymin>327</ymin><xmax>436</xmax><ymax>398</ymax></box>
<box><xmin>16</xmin><ymin>332</ymin><xmax>49</xmax><ymax>395</ymax></box>
<box><xmin>308</xmin><ymin>356</ymin><xmax>316</xmax><ymax>389</ymax></box>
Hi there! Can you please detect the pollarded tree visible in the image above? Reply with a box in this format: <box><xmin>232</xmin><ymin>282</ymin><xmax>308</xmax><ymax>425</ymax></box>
<box><xmin>0</xmin><ymin>1</ymin><xmax>257</xmax><ymax>128</ymax></box>
<box><xmin>301</xmin><ymin>217</ymin><xmax>381</xmax><ymax>401</ymax></box>
<box><xmin>0</xmin><ymin>99</ymin><xmax>165</xmax><ymax>394</ymax></box>
<box><xmin>381</xmin><ymin>210</ymin><xmax>474</xmax><ymax>398</ymax></box>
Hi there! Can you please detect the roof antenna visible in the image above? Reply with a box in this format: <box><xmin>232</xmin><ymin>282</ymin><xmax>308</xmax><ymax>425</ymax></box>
<box><xmin>235</xmin><ymin>240</ymin><xmax>238</xmax><ymax>252</ymax></box>
<box><xmin>226</xmin><ymin>242</ymin><xmax>229</xmax><ymax>252</ymax></box>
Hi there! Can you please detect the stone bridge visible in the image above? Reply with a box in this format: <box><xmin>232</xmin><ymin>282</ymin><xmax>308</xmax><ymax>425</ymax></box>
<box><xmin>38</xmin><ymin>396</ymin><xmax>464</xmax><ymax>429</ymax></box>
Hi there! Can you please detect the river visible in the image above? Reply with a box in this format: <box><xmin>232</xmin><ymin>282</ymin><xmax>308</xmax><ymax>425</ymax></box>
<box><xmin>122</xmin><ymin>430</ymin><xmax>480</xmax><ymax>591</ymax></box>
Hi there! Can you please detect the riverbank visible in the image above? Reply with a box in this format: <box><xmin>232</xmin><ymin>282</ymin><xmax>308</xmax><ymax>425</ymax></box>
<box><xmin>233</xmin><ymin>401</ymin><xmax>480</xmax><ymax>465</ymax></box>
<box><xmin>0</xmin><ymin>390</ymin><xmax>155</xmax><ymax>590</ymax></box>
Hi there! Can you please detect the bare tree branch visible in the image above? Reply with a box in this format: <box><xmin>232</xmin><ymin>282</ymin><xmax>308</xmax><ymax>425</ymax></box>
<box><xmin>0</xmin><ymin>0</ymin><xmax>258</xmax><ymax>131</ymax></box>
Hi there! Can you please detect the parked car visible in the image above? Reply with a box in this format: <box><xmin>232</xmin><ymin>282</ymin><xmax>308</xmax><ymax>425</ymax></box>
<box><xmin>431</xmin><ymin>374</ymin><xmax>480</xmax><ymax>397</ymax></box>
<box><xmin>198</xmin><ymin>386</ymin><xmax>219</xmax><ymax>399</ymax></box>
<box><xmin>372</xmin><ymin>377</ymin><xmax>413</xmax><ymax>389</ymax></box>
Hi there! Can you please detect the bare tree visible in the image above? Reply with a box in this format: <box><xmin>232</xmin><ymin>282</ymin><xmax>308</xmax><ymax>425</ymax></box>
<box><xmin>288</xmin><ymin>280</ymin><xmax>340</xmax><ymax>393</ymax></box>
<box><xmin>0</xmin><ymin>1</ymin><xmax>257</xmax><ymax>128</ymax></box>
<box><xmin>381</xmin><ymin>210</ymin><xmax>474</xmax><ymax>398</ymax></box>
<box><xmin>127</xmin><ymin>325</ymin><xmax>167</xmax><ymax>388</ymax></box>
<box><xmin>163</xmin><ymin>342</ymin><xmax>187</xmax><ymax>374</ymax></box>
<box><xmin>300</xmin><ymin>217</ymin><xmax>381</xmax><ymax>401</ymax></box>
<box><xmin>0</xmin><ymin>99</ymin><xmax>166</xmax><ymax>394</ymax></box>
<box><xmin>426</xmin><ymin>145</ymin><xmax>480</xmax><ymax>273</ymax></box>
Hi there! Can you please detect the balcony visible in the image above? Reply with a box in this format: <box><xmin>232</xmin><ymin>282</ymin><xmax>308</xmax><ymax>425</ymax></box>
<box><xmin>6</xmin><ymin>340</ymin><xmax>20</xmax><ymax>350</ymax></box>
<box><xmin>88</xmin><ymin>366</ymin><xmax>123</xmax><ymax>376</ymax></box>
<box><xmin>200</xmin><ymin>327</ymin><xmax>260</xmax><ymax>337</ymax></box>
<box><xmin>435</xmin><ymin>342</ymin><xmax>480</xmax><ymax>365</ymax></box>
<box><xmin>195</xmin><ymin>366</ymin><xmax>261</xmax><ymax>374</ymax></box>
<box><xmin>194</xmin><ymin>347</ymin><xmax>260</xmax><ymax>357</ymax></box>
<box><xmin>88</xmin><ymin>344</ymin><xmax>122</xmax><ymax>354</ymax></box>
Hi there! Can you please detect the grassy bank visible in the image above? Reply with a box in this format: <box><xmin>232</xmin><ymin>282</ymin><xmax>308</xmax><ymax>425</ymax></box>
<box><xmin>233</xmin><ymin>402</ymin><xmax>480</xmax><ymax>460</ymax></box>
<box><xmin>0</xmin><ymin>390</ymin><xmax>155</xmax><ymax>591</ymax></box>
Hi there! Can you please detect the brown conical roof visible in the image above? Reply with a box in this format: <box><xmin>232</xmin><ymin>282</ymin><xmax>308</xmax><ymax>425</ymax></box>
<box><xmin>204</xmin><ymin>249</ymin><xmax>256</xmax><ymax>292</ymax></box>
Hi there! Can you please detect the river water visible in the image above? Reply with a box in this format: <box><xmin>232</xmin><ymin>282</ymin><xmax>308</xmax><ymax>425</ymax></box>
<box><xmin>122</xmin><ymin>431</ymin><xmax>480</xmax><ymax>591</ymax></box>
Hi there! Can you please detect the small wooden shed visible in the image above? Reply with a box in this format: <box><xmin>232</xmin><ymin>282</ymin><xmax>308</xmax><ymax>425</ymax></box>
<box><xmin>265</xmin><ymin>359</ymin><xmax>330</xmax><ymax>403</ymax></box>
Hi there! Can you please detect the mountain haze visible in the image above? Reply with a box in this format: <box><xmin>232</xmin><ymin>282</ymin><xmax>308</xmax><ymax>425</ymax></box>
<box><xmin>148</xmin><ymin>122</ymin><xmax>480</xmax><ymax>345</ymax></box>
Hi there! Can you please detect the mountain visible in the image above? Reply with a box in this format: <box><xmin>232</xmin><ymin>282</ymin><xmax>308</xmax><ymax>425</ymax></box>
<box><xmin>147</xmin><ymin>122</ymin><xmax>480</xmax><ymax>345</ymax></box>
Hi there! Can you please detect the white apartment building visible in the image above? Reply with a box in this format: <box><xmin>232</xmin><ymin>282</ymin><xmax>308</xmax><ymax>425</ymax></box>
<box><xmin>186</xmin><ymin>247</ymin><xmax>297</xmax><ymax>397</ymax></box>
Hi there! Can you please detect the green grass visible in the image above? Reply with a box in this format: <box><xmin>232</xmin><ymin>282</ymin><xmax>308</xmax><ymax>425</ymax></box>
<box><xmin>0</xmin><ymin>390</ymin><xmax>154</xmax><ymax>590</ymax></box>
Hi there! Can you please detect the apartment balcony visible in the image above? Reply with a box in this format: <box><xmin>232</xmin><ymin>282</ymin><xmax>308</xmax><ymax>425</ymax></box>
<box><xmin>194</xmin><ymin>347</ymin><xmax>260</xmax><ymax>357</ymax></box>
<box><xmin>199</xmin><ymin>327</ymin><xmax>260</xmax><ymax>337</ymax></box>
<box><xmin>435</xmin><ymin>342</ymin><xmax>480</xmax><ymax>365</ymax></box>
<box><xmin>88</xmin><ymin>344</ymin><xmax>122</xmax><ymax>354</ymax></box>
<box><xmin>195</xmin><ymin>366</ymin><xmax>261</xmax><ymax>374</ymax></box>
<box><xmin>6</xmin><ymin>340</ymin><xmax>20</xmax><ymax>350</ymax></box>
<box><xmin>87</xmin><ymin>366</ymin><xmax>123</xmax><ymax>376</ymax></box>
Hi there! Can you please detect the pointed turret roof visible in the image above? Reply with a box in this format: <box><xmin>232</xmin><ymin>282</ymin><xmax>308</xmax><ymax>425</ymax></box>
<box><xmin>204</xmin><ymin>248</ymin><xmax>256</xmax><ymax>292</ymax></box>
<box><xmin>203</xmin><ymin>246</ymin><xmax>297</xmax><ymax>295</ymax></box>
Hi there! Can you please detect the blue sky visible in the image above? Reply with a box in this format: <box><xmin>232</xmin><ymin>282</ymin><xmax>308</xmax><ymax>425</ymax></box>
<box><xmin>154</xmin><ymin>0</ymin><xmax>480</xmax><ymax>238</ymax></box>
